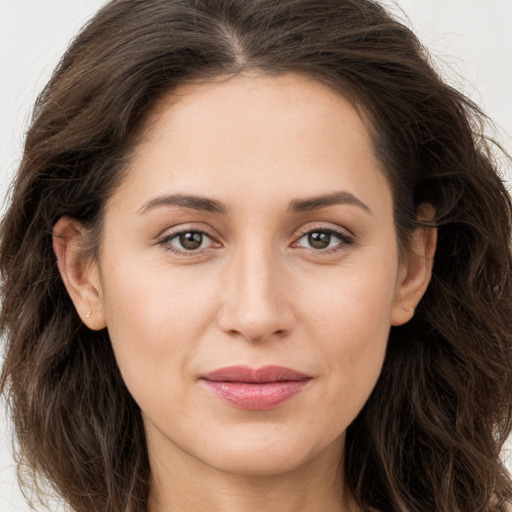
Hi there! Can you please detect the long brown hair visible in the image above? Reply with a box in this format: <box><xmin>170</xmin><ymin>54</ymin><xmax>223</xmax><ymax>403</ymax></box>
<box><xmin>1</xmin><ymin>1</ymin><xmax>511</xmax><ymax>511</ymax></box>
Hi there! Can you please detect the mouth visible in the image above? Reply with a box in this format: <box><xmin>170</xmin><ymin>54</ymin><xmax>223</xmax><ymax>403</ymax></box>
<box><xmin>200</xmin><ymin>365</ymin><xmax>312</xmax><ymax>411</ymax></box>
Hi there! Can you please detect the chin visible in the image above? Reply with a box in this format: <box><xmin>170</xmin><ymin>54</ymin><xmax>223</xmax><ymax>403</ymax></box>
<box><xmin>189</xmin><ymin>426</ymin><xmax>344</xmax><ymax>477</ymax></box>
<box><xmin>212</xmin><ymin>451</ymin><xmax>306</xmax><ymax>477</ymax></box>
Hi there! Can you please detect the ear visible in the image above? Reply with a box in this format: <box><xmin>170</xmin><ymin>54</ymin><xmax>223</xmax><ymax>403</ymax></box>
<box><xmin>391</xmin><ymin>204</ymin><xmax>437</xmax><ymax>326</ymax></box>
<box><xmin>53</xmin><ymin>216</ymin><xmax>107</xmax><ymax>330</ymax></box>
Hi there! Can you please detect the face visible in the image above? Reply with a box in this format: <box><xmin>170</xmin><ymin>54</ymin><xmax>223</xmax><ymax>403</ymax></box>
<box><xmin>58</xmin><ymin>73</ymin><xmax>430</xmax><ymax>478</ymax></box>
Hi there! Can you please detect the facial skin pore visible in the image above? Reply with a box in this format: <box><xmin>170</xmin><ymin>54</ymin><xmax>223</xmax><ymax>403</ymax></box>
<box><xmin>54</xmin><ymin>73</ymin><xmax>436</xmax><ymax>512</ymax></box>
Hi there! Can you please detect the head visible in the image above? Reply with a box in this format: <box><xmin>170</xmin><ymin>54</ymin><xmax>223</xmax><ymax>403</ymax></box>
<box><xmin>1</xmin><ymin>1</ymin><xmax>511</xmax><ymax>511</ymax></box>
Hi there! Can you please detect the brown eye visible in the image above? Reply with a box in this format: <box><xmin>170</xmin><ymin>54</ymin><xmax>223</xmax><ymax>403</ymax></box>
<box><xmin>307</xmin><ymin>231</ymin><xmax>332</xmax><ymax>249</ymax></box>
<box><xmin>161</xmin><ymin>230</ymin><xmax>215</xmax><ymax>253</ymax></box>
<box><xmin>295</xmin><ymin>228</ymin><xmax>353</xmax><ymax>252</ymax></box>
<box><xmin>179</xmin><ymin>232</ymin><xmax>203</xmax><ymax>250</ymax></box>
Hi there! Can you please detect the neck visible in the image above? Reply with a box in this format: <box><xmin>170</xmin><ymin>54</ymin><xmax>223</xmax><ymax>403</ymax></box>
<box><xmin>146</xmin><ymin>432</ymin><xmax>357</xmax><ymax>512</ymax></box>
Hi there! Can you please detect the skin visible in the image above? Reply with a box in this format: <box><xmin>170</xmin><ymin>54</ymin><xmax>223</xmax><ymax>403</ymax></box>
<box><xmin>54</xmin><ymin>73</ymin><xmax>436</xmax><ymax>512</ymax></box>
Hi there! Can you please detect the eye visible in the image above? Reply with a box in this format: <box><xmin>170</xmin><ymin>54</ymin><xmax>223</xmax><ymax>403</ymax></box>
<box><xmin>294</xmin><ymin>228</ymin><xmax>353</xmax><ymax>251</ymax></box>
<box><xmin>159</xmin><ymin>230</ymin><xmax>217</xmax><ymax>253</ymax></box>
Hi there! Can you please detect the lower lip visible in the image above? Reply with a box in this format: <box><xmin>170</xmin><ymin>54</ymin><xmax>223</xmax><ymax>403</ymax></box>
<box><xmin>201</xmin><ymin>380</ymin><xmax>310</xmax><ymax>410</ymax></box>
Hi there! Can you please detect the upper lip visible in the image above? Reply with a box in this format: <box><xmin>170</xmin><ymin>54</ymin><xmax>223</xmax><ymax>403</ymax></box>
<box><xmin>201</xmin><ymin>365</ymin><xmax>311</xmax><ymax>383</ymax></box>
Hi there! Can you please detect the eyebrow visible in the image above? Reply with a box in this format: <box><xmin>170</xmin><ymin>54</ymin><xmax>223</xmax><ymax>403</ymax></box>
<box><xmin>289</xmin><ymin>191</ymin><xmax>372</xmax><ymax>215</ymax></box>
<box><xmin>138</xmin><ymin>190</ymin><xmax>371</xmax><ymax>216</ymax></box>
<box><xmin>138</xmin><ymin>193</ymin><xmax>227</xmax><ymax>214</ymax></box>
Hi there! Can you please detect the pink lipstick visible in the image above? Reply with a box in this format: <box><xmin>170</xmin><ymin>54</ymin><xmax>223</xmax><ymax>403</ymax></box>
<box><xmin>200</xmin><ymin>365</ymin><xmax>311</xmax><ymax>410</ymax></box>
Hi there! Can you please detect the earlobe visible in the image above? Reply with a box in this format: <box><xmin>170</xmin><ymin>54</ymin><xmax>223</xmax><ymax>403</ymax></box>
<box><xmin>53</xmin><ymin>217</ymin><xmax>107</xmax><ymax>330</ymax></box>
<box><xmin>391</xmin><ymin>204</ymin><xmax>437</xmax><ymax>326</ymax></box>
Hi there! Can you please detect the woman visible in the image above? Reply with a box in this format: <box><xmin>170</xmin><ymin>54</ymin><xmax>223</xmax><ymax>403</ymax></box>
<box><xmin>1</xmin><ymin>1</ymin><xmax>511</xmax><ymax>511</ymax></box>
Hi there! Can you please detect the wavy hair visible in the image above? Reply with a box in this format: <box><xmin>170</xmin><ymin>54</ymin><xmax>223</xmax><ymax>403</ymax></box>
<box><xmin>1</xmin><ymin>1</ymin><xmax>511</xmax><ymax>511</ymax></box>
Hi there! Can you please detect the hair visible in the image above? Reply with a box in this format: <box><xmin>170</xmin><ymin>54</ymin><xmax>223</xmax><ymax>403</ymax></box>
<box><xmin>1</xmin><ymin>0</ymin><xmax>511</xmax><ymax>511</ymax></box>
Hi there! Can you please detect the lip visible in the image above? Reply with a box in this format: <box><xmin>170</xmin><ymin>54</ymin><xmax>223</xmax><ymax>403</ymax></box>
<box><xmin>200</xmin><ymin>365</ymin><xmax>312</xmax><ymax>410</ymax></box>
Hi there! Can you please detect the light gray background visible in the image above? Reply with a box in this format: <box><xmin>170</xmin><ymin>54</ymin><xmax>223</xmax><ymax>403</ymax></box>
<box><xmin>1</xmin><ymin>1</ymin><xmax>511</xmax><ymax>510</ymax></box>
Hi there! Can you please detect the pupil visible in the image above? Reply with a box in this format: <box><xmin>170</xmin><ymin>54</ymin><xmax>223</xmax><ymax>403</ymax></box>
<box><xmin>308</xmin><ymin>231</ymin><xmax>330</xmax><ymax>249</ymax></box>
<box><xmin>180</xmin><ymin>232</ymin><xmax>203</xmax><ymax>250</ymax></box>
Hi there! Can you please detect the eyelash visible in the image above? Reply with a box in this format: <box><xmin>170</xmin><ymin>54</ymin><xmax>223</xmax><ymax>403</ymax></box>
<box><xmin>157</xmin><ymin>227</ymin><xmax>354</xmax><ymax>255</ymax></box>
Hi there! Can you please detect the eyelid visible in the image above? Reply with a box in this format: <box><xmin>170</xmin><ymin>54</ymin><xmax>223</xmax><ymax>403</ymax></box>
<box><xmin>295</xmin><ymin>223</ymin><xmax>354</xmax><ymax>238</ymax></box>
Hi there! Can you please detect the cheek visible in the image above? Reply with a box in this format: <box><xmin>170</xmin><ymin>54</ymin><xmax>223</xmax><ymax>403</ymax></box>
<box><xmin>100</xmin><ymin>257</ymin><xmax>219</xmax><ymax>401</ymax></box>
<box><xmin>300</xmin><ymin>261</ymin><xmax>397</xmax><ymax>421</ymax></box>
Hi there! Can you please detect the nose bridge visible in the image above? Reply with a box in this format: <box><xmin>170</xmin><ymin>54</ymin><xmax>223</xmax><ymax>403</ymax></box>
<box><xmin>218</xmin><ymin>235</ymin><xmax>293</xmax><ymax>341</ymax></box>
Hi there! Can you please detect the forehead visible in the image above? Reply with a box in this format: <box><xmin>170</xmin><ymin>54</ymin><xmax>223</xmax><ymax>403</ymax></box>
<box><xmin>108</xmin><ymin>72</ymin><xmax>392</xmax><ymax>217</ymax></box>
<box><xmin>141</xmin><ymin>72</ymin><xmax>373</xmax><ymax>153</ymax></box>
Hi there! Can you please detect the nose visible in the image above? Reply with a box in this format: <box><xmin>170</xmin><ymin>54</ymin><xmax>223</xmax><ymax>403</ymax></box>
<box><xmin>216</xmin><ymin>243</ymin><xmax>296</xmax><ymax>343</ymax></box>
